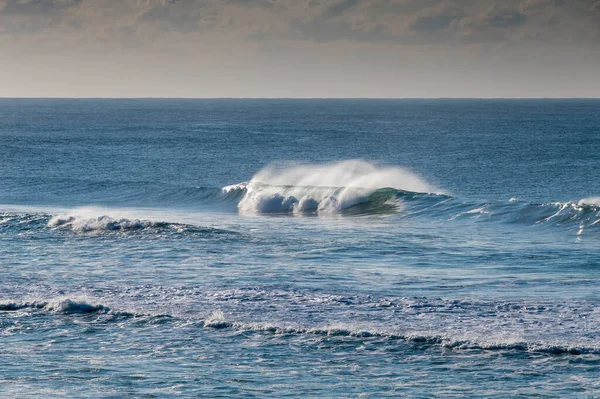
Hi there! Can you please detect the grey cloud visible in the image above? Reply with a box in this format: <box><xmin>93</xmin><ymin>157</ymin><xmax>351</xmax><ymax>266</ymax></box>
<box><xmin>0</xmin><ymin>0</ymin><xmax>82</xmax><ymax>35</ymax></box>
<box><xmin>409</xmin><ymin>12</ymin><xmax>461</xmax><ymax>33</ymax></box>
<box><xmin>323</xmin><ymin>0</ymin><xmax>361</xmax><ymax>17</ymax></box>
<box><xmin>138</xmin><ymin>1</ymin><xmax>207</xmax><ymax>34</ymax></box>
<box><xmin>0</xmin><ymin>0</ymin><xmax>81</xmax><ymax>15</ymax></box>
<box><xmin>249</xmin><ymin>0</ymin><xmax>600</xmax><ymax>45</ymax></box>
<box><xmin>488</xmin><ymin>11</ymin><xmax>526</xmax><ymax>27</ymax></box>
<box><xmin>290</xmin><ymin>17</ymin><xmax>392</xmax><ymax>43</ymax></box>
<box><xmin>0</xmin><ymin>0</ymin><xmax>598</xmax><ymax>46</ymax></box>
<box><xmin>371</xmin><ymin>0</ymin><xmax>446</xmax><ymax>15</ymax></box>
<box><xmin>223</xmin><ymin>0</ymin><xmax>278</xmax><ymax>7</ymax></box>
<box><xmin>486</xmin><ymin>5</ymin><xmax>527</xmax><ymax>28</ymax></box>
<box><xmin>140</xmin><ymin>5</ymin><xmax>172</xmax><ymax>21</ymax></box>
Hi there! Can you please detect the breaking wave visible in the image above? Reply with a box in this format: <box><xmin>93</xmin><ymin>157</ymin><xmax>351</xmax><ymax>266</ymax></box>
<box><xmin>224</xmin><ymin>160</ymin><xmax>439</xmax><ymax>215</ymax></box>
<box><xmin>221</xmin><ymin>184</ymin><xmax>600</xmax><ymax>231</ymax></box>
<box><xmin>223</xmin><ymin>183</ymin><xmax>427</xmax><ymax>215</ymax></box>
<box><xmin>217</xmin><ymin>160</ymin><xmax>600</xmax><ymax>231</ymax></box>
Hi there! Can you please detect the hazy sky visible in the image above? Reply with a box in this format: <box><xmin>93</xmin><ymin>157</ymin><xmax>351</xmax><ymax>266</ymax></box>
<box><xmin>1</xmin><ymin>0</ymin><xmax>599</xmax><ymax>97</ymax></box>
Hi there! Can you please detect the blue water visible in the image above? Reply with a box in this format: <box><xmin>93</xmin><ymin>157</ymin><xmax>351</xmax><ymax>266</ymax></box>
<box><xmin>1</xmin><ymin>99</ymin><xmax>599</xmax><ymax>397</ymax></box>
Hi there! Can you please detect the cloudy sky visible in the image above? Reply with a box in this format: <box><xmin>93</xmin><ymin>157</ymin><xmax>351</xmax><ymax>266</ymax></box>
<box><xmin>1</xmin><ymin>0</ymin><xmax>599</xmax><ymax>97</ymax></box>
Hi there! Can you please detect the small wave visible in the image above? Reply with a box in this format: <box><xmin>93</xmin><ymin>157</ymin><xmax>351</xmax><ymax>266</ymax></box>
<box><xmin>44</xmin><ymin>211</ymin><xmax>238</xmax><ymax>237</ymax></box>
<box><xmin>0</xmin><ymin>212</ymin><xmax>50</xmax><ymax>230</ymax></box>
<box><xmin>48</xmin><ymin>214</ymin><xmax>165</xmax><ymax>232</ymax></box>
<box><xmin>0</xmin><ymin>298</ymin><xmax>113</xmax><ymax>315</ymax></box>
<box><xmin>2</xmin><ymin>208</ymin><xmax>241</xmax><ymax>237</ymax></box>
<box><xmin>197</xmin><ymin>315</ymin><xmax>600</xmax><ymax>356</ymax></box>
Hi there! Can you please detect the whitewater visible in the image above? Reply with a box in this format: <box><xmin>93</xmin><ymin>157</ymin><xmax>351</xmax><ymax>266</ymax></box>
<box><xmin>1</xmin><ymin>99</ymin><xmax>599</xmax><ymax>398</ymax></box>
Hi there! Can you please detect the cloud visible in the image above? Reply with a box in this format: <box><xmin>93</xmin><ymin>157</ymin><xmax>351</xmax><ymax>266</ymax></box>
<box><xmin>138</xmin><ymin>1</ymin><xmax>206</xmax><ymax>34</ymax></box>
<box><xmin>223</xmin><ymin>0</ymin><xmax>278</xmax><ymax>7</ymax></box>
<box><xmin>487</xmin><ymin>9</ymin><xmax>527</xmax><ymax>28</ymax></box>
<box><xmin>0</xmin><ymin>0</ymin><xmax>598</xmax><ymax>97</ymax></box>
<box><xmin>322</xmin><ymin>0</ymin><xmax>361</xmax><ymax>17</ymax></box>
<box><xmin>0</xmin><ymin>0</ymin><xmax>83</xmax><ymax>35</ymax></box>
<box><xmin>0</xmin><ymin>0</ymin><xmax>81</xmax><ymax>15</ymax></box>
<box><xmin>0</xmin><ymin>0</ymin><xmax>598</xmax><ymax>47</ymax></box>
<box><xmin>408</xmin><ymin>3</ymin><xmax>463</xmax><ymax>34</ymax></box>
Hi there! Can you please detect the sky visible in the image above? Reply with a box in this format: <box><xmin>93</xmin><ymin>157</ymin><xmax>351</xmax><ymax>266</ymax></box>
<box><xmin>0</xmin><ymin>0</ymin><xmax>599</xmax><ymax>98</ymax></box>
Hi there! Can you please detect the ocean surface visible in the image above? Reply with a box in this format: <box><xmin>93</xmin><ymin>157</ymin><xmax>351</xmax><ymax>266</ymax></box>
<box><xmin>1</xmin><ymin>99</ymin><xmax>599</xmax><ymax>398</ymax></box>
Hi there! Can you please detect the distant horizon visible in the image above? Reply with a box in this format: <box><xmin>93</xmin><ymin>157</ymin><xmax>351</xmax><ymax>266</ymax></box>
<box><xmin>2</xmin><ymin>97</ymin><xmax>600</xmax><ymax>100</ymax></box>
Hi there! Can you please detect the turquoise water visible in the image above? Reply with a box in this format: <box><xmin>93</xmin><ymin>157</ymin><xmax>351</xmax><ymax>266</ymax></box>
<box><xmin>1</xmin><ymin>99</ymin><xmax>599</xmax><ymax>397</ymax></box>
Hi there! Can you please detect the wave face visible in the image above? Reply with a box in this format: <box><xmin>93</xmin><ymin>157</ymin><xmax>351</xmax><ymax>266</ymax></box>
<box><xmin>225</xmin><ymin>183</ymin><xmax>416</xmax><ymax>215</ymax></box>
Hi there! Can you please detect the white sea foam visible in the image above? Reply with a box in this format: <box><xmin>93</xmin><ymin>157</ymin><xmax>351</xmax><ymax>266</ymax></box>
<box><xmin>252</xmin><ymin>159</ymin><xmax>433</xmax><ymax>192</ymax></box>
<box><xmin>578</xmin><ymin>197</ymin><xmax>600</xmax><ymax>206</ymax></box>
<box><xmin>199</xmin><ymin>319</ymin><xmax>600</xmax><ymax>355</ymax></box>
<box><xmin>203</xmin><ymin>310</ymin><xmax>231</xmax><ymax>329</ymax></box>
<box><xmin>44</xmin><ymin>297</ymin><xmax>111</xmax><ymax>314</ymax></box>
<box><xmin>3</xmin><ymin>291</ymin><xmax>599</xmax><ymax>355</ymax></box>
<box><xmin>49</xmin><ymin>214</ymin><xmax>157</xmax><ymax>232</ymax></box>
<box><xmin>234</xmin><ymin>160</ymin><xmax>435</xmax><ymax>215</ymax></box>
<box><xmin>0</xmin><ymin>297</ymin><xmax>111</xmax><ymax>314</ymax></box>
<box><xmin>47</xmin><ymin>206</ymin><xmax>187</xmax><ymax>233</ymax></box>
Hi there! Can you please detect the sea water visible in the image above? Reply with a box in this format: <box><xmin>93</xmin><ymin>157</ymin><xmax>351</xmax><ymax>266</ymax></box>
<box><xmin>0</xmin><ymin>99</ymin><xmax>599</xmax><ymax>397</ymax></box>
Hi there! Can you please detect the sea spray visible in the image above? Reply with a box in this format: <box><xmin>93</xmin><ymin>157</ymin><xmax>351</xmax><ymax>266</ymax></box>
<box><xmin>233</xmin><ymin>160</ymin><xmax>436</xmax><ymax>214</ymax></box>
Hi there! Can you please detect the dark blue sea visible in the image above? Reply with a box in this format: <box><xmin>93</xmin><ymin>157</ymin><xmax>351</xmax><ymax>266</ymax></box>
<box><xmin>1</xmin><ymin>99</ymin><xmax>599</xmax><ymax>398</ymax></box>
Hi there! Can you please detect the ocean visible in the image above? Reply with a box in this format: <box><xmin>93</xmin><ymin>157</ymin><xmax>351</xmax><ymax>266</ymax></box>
<box><xmin>1</xmin><ymin>99</ymin><xmax>599</xmax><ymax>397</ymax></box>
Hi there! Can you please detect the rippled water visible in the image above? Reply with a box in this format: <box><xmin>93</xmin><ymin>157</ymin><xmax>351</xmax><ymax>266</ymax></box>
<box><xmin>1</xmin><ymin>99</ymin><xmax>599</xmax><ymax>397</ymax></box>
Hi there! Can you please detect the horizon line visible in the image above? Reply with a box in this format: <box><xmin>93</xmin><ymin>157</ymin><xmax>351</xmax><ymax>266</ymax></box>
<box><xmin>1</xmin><ymin>97</ymin><xmax>600</xmax><ymax>100</ymax></box>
